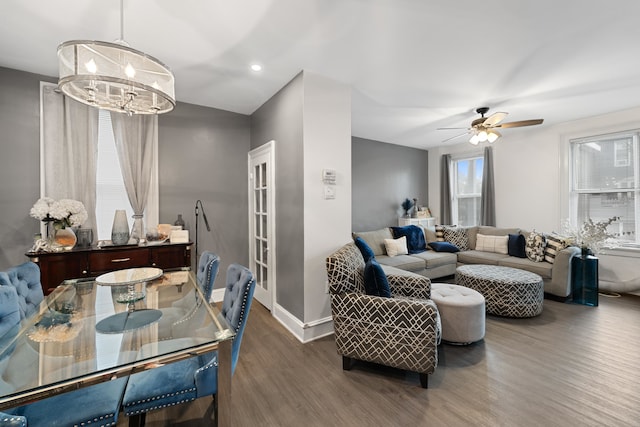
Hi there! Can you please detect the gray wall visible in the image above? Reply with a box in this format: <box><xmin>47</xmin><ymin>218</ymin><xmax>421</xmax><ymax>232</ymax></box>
<box><xmin>352</xmin><ymin>136</ymin><xmax>429</xmax><ymax>232</ymax></box>
<box><xmin>250</xmin><ymin>72</ymin><xmax>304</xmax><ymax>319</ymax></box>
<box><xmin>158</xmin><ymin>101</ymin><xmax>251</xmax><ymax>280</ymax></box>
<box><xmin>0</xmin><ymin>67</ymin><xmax>251</xmax><ymax>284</ymax></box>
<box><xmin>0</xmin><ymin>67</ymin><xmax>55</xmax><ymax>268</ymax></box>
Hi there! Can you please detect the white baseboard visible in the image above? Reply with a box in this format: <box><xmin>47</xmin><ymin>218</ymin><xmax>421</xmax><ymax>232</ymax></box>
<box><xmin>211</xmin><ymin>288</ymin><xmax>334</xmax><ymax>342</ymax></box>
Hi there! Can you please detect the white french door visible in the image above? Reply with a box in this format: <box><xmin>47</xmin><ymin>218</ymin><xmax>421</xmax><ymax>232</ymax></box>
<box><xmin>248</xmin><ymin>141</ymin><xmax>276</xmax><ymax>310</ymax></box>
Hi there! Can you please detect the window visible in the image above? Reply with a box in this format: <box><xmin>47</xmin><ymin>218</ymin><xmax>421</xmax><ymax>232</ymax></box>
<box><xmin>570</xmin><ymin>131</ymin><xmax>639</xmax><ymax>243</ymax></box>
<box><xmin>452</xmin><ymin>156</ymin><xmax>483</xmax><ymax>226</ymax></box>
<box><xmin>95</xmin><ymin>110</ymin><xmax>134</xmax><ymax>240</ymax></box>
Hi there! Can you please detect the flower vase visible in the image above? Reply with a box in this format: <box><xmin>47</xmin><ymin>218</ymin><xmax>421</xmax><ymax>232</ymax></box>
<box><xmin>51</xmin><ymin>227</ymin><xmax>77</xmax><ymax>251</ymax></box>
<box><xmin>411</xmin><ymin>198</ymin><xmax>419</xmax><ymax>218</ymax></box>
<box><xmin>111</xmin><ymin>210</ymin><xmax>130</xmax><ymax>245</ymax></box>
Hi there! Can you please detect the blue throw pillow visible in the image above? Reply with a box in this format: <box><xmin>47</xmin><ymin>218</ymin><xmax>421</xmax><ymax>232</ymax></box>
<box><xmin>363</xmin><ymin>259</ymin><xmax>391</xmax><ymax>297</ymax></box>
<box><xmin>508</xmin><ymin>234</ymin><xmax>527</xmax><ymax>258</ymax></box>
<box><xmin>428</xmin><ymin>241</ymin><xmax>460</xmax><ymax>253</ymax></box>
<box><xmin>390</xmin><ymin>225</ymin><xmax>426</xmax><ymax>254</ymax></box>
<box><xmin>354</xmin><ymin>237</ymin><xmax>375</xmax><ymax>263</ymax></box>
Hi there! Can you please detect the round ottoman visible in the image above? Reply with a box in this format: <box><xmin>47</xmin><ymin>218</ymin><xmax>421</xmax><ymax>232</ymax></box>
<box><xmin>455</xmin><ymin>265</ymin><xmax>544</xmax><ymax>318</ymax></box>
<box><xmin>430</xmin><ymin>283</ymin><xmax>485</xmax><ymax>345</ymax></box>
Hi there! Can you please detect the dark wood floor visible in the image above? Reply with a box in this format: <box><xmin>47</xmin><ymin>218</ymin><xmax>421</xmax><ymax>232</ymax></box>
<box><xmin>118</xmin><ymin>293</ymin><xmax>640</xmax><ymax>427</ymax></box>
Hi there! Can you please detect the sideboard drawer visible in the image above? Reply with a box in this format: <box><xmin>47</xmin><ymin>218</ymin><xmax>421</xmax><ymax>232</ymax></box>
<box><xmin>89</xmin><ymin>248</ymin><xmax>150</xmax><ymax>273</ymax></box>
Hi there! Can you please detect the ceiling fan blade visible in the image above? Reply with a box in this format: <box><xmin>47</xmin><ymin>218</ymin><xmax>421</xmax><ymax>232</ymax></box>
<box><xmin>497</xmin><ymin>119</ymin><xmax>544</xmax><ymax>128</ymax></box>
<box><xmin>442</xmin><ymin>131</ymin><xmax>470</xmax><ymax>143</ymax></box>
<box><xmin>483</xmin><ymin>112</ymin><xmax>508</xmax><ymax>127</ymax></box>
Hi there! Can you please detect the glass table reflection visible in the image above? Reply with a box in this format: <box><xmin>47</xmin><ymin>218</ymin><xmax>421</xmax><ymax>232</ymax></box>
<box><xmin>0</xmin><ymin>269</ymin><xmax>236</xmax><ymax>425</ymax></box>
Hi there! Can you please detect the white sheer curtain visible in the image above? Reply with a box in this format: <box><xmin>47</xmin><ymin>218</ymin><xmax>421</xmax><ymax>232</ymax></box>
<box><xmin>41</xmin><ymin>82</ymin><xmax>99</xmax><ymax>230</ymax></box>
<box><xmin>110</xmin><ymin>113</ymin><xmax>159</xmax><ymax>239</ymax></box>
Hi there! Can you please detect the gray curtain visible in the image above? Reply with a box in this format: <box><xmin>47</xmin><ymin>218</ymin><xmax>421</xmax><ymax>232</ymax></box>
<box><xmin>440</xmin><ymin>154</ymin><xmax>452</xmax><ymax>225</ymax></box>
<box><xmin>480</xmin><ymin>146</ymin><xmax>496</xmax><ymax>226</ymax></box>
<box><xmin>42</xmin><ymin>83</ymin><xmax>99</xmax><ymax>230</ymax></box>
<box><xmin>111</xmin><ymin>113</ymin><xmax>158</xmax><ymax>241</ymax></box>
<box><xmin>110</xmin><ymin>113</ymin><xmax>158</xmax><ymax>240</ymax></box>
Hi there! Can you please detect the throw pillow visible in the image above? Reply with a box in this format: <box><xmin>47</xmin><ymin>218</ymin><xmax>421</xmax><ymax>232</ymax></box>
<box><xmin>384</xmin><ymin>236</ymin><xmax>409</xmax><ymax>257</ymax></box>
<box><xmin>525</xmin><ymin>230</ymin><xmax>547</xmax><ymax>262</ymax></box>
<box><xmin>428</xmin><ymin>241</ymin><xmax>460</xmax><ymax>253</ymax></box>
<box><xmin>363</xmin><ymin>258</ymin><xmax>391</xmax><ymax>297</ymax></box>
<box><xmin>475</xmin><ymin>234</ymin><xmax>509</xmax><ymax>254</ymax></box>
<box><xmin>435</xmin><ymin>225</ymin><xmax>445</xmax><ymax>242</ymax></box>
<box><xmin>443</xmin><ymin>226</ymin><xmax>470</xmax><ymax>251</ymax></box>
<box><xmin>544</xmin><ymin>233</ymin><xmax>570</xmax><ymax>264</ymax></box>
<box><xmin>508</xmin><ymin>234</ymin><xmax>527</xmax><ymax>258</ymax></box>
<box><xmin>354</xmin><ymin>236</ymin><xmax>375</xmax><ymax>263</ymax></box>
<box><xmin>390</xmin><ymin>225</ymin><xmax>426</xmax><ymax>254</ymax></box>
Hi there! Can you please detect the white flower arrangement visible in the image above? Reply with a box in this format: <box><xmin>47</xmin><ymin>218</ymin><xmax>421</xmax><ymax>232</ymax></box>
<box><xmin>561</xmin><ymin>216</ymin><xmax>620</xmax><ymax>254</ymax></box>
<box><xmin>30</xmin><ymin>197</ymin><xmax>88</xmax><ymax>228</ymax></box>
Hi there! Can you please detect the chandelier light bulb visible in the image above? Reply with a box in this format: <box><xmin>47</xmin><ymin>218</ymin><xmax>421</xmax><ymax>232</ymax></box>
<box><xmin>85</xmin><ymin>59</ymin><xmax>97</xmax><ymax>74</ymax></box>
<box><xmin>124</xmin><ymin>63</ymin><xmax>136</xmax><ymax>78</ymax></box>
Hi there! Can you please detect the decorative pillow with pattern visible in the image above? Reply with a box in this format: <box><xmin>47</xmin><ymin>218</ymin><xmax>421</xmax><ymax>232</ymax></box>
<box><xmin>443</xmin><ymin>226</ymin><xmax>469</xmax><ymax>251</ymax></box>
<box><xmin>525</xmin><ymin>230</ymin><xmax>547</xmax><ymax>262</ymax></box>
<box><xmin>435</xmin><ymin>225</ymin><xmax>445</xmax><ymax>242</ymax></box>
<box><xmin>544</xmin><ymin>233</ymin><xmax>569</xmax><ymax>264</ymax></box>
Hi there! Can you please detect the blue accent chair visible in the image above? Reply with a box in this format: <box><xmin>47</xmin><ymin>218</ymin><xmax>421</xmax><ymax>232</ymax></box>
<box><xmin>122</xmin><ymin>264</ymin><xmax>256</xmax><ymax>427</ymax></box>
<box><xmin>196</xmin><ymin>251</ymin><xmax>221</xmax><ymax>302</ymax></box>
<box><xmin>0</xmin><ymin>262</ymin><xmax>44</xmax><ymax>320</ymax></box>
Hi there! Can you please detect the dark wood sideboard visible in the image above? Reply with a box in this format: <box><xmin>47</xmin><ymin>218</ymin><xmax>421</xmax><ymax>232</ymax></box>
<box><xmin>26</xmin><ymin>242</ymin><xmax>192</xmax><ymax>294</ymax></box>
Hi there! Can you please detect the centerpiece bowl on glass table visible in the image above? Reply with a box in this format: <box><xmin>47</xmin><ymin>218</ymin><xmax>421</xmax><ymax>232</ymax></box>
<box><xmin>94</xmin><ymin>267</ymin><xmax>164</xmax><ymax>333</ymax></box>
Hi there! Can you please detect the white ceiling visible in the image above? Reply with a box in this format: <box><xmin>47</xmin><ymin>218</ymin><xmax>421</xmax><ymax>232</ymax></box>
<box><xmin>4</xmin><ymin>0</ymin><xmax>640</xmax><ymax>149</ymax></box>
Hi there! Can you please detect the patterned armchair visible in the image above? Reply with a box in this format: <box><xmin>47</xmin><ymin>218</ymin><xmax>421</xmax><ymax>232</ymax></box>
<box><xmin>326</xmin><ymin>242</ymin><xmax>440</xmax><ymax>388</ymax></box>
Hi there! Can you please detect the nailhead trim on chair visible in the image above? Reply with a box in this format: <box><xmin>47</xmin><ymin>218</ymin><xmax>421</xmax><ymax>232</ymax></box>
<box><xmin>125</xmin><ymin>388</ymin><xmax>197</xmax><ymax>415</ymax></box>
<box><xmin>0</xmin><ymin>415</ymin><xmax>26</xmax><ymax>427</ymax></box>
<box><xmin>75</xmin><ymin>415</ymin><xmax>117</xmax><ymax>427</ymax></box>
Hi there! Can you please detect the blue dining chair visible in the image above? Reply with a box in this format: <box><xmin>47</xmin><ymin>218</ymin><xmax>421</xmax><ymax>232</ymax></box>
<box><xmin>0</xmin><ymin>267</ymin><xmax>129</xmax><ymax>427</ymax></box>
<box><xmin>157</xmin><ymin>251</ymin><xmax>221</xmax><ymax>340</ymax></box>
<box><xmin>0</xmin><ymin>262</ymin><xmax>44</xmax><ymax>320</ymax></box>
<box><xmin>122</xmin><ymin>263</ymin><xmax>256</xmax><ymax>427</ymax></box>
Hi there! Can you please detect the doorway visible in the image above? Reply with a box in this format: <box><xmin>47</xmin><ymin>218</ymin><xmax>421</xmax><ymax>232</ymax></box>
<box><xmin>248</xmin><ymin>141</ymin><xmax>276</xmax><ymax>310</ymax></box>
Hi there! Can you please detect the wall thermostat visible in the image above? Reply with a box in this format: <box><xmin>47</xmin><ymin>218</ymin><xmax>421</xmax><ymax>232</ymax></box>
<box><xmin>322</xmin><ymin>169</ymin><xmax>336</xmax><ymax>184</ymax></box>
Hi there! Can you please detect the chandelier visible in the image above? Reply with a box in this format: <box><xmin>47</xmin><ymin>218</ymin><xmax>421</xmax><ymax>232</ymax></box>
<box><xmin>57</xmin><ymin>1</ymin><xmax>175</xmax><ymax>115</ymax></box>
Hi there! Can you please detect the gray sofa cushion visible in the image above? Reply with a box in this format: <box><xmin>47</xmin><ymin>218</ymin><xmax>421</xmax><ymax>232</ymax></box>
<box><xmin>410</xmin><ymin>251</ymin><xmax>458</xmax><ymax>269</ymax></box>
<box><xmin>376</xmin><ymin>254</ymin><xmax>425</xmax><ymax>272</ymax></box>
<box><xmin>467</xmin><ymin>226</ymin><xmax>521</xmax><ymax>250</ymax></box>
<box><xmin>498</xmin><ymin>256</ymin><xmax>553</xmax><ymax>279</ymax></box>
<box><xmin>456</xmin><ymin>250</ymin><xmax>510</xmax><ymax>265</ymax></box>
<box><xmin>352</xmin><ymin>228</ymin><xmax>393</xmax><ymax>257</ymax></box>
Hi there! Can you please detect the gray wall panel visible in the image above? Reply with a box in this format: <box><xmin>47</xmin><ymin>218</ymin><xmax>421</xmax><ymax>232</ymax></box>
<box><xmin>250</xmin><ymin>72</ymin><xmax>304</xmax><ymax>320</ymax></box>
<box><xmin>352</xmin><ymin>136</ymin><xmax>429</xmax><ymax>232</ymax></box>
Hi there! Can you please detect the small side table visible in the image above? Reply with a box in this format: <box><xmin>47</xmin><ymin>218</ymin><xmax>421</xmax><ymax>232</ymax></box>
<box><xmin>571</xmin><ymin>254</ymin><xmax>599</xmax><ymax>306</ymax></box>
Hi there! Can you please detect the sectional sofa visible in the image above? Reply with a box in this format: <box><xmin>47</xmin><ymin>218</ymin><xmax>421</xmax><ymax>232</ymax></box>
<box><xmin>352</xmin><ymin>225</ymin><xmax>580</xmax><ymax>298</ymax></box>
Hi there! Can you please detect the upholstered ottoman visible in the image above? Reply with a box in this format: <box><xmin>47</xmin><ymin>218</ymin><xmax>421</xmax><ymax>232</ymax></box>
<box><xmin>430</xmin><ymin>283</ymin><xmax>485</xmax><ymax>344</ymax></box>
<box><xmin>456</xmin><ymin>265</ymin><xmax>544</xmax><ymax>318</ymax></box>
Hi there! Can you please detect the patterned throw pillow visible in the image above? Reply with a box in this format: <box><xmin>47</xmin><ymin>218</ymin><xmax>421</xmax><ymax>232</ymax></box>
<box><xmin>525</xmin><ymin>230</ymin><xmax>547</xmax><ymax>262</ymax></box>
<box><xmin>443</xmin><ymin>226</ymin><xmax>469</xmax><ymax>251</ymax></box>
<box><xmin>435</xmin><ymin>225</ymin><xmax>445</xmax><ymax>242</ymax></box>
<box><xmin>544</xmin><ymin>234</ymin><xmax>569</xmax><ymax>264</ymax></box>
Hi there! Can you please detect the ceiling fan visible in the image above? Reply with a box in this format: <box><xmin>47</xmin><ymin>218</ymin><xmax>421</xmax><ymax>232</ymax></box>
<box><xmin>438</xmin><ymin>107</ymin><xmax>544</xmax><ymax>144</ymax></box>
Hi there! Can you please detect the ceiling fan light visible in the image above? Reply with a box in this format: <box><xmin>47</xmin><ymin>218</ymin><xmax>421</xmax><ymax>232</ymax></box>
<box><xmin>478</xmin><ymin>130</ymin><xmax>488</xmax><ymax>142</ymax></box>
<box><xmin>487</xmin><ymin>130</ymin><xmax>501</xmax><ymax>143</ymax></box>
<box><xmin>469</xmin><ymin>134</ymin><xmax>480</xmax><ymax>145</ymax></box>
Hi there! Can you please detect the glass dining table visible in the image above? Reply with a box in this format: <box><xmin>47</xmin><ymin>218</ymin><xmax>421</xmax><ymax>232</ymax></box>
<box><xmin>0</xmin><ymin>268</ymin><xmax>235</xmax><ymax>425</ymax></box>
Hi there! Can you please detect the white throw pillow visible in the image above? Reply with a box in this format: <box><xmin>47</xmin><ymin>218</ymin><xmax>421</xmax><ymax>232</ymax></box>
<box><xmin>384</xmin><ymin>236</ymin><xmax>409</xmax><ymax>257</ymax></box>
<box><xmin>475</xmin><ymin>234</ymin><xmax>509</xmax><ymax>254</ymax></box>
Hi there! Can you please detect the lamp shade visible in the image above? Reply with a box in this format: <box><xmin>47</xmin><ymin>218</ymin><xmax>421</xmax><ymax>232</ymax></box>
<box><xmin>58</xmin><ymin>40</ymin><xmax>175</xmax><ymax>115</ymax></box>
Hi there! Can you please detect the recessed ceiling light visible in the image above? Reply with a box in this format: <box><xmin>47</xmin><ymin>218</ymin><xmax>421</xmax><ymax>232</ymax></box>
<box><xmin>250</xmin><ymin>64</ymin><xmax>262</xmax><ymax>72</ymax></box>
